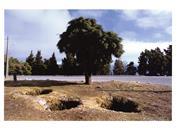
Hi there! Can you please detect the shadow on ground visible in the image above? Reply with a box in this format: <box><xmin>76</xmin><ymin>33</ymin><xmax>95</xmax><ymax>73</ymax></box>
<box><xmin>4</xmin><ymin>80</ymin><xmax>84</xmax><ymax>87</ymax></box>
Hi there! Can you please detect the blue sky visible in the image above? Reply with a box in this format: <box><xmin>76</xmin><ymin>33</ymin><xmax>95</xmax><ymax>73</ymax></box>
<box><xmin>4</xmin><ymin>10</ymin><xmax>172</xmax><ymax>64</ymax></box>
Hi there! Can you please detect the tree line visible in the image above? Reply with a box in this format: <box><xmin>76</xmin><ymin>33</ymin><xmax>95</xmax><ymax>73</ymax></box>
<box><xmin>113</xmin><ymin>45</ymin><xmax>172</xmax><ymax>76</ymax></box>
<box><xmin>6</xmin><ymin>44</ymin><xmax>171</xmax><ymax>76</ymax></box>
<box><xmin>6</xmin><ymin>50</ymin><xmax>114</xmax><ymax>75</ymax></box>
<box><xmin>5</xmin><ymin>51</ymin><xmax>58</xmax><ymax>75</ymax></box>
<box><xmin>138</xmin><ymin>45</ymin><xmax>172</xmax><ymax>76</ymax></box>
<box><xmin>26</xmin><ymin>51</ymin><xmax>59</xmax><ymax>75</ymax></box>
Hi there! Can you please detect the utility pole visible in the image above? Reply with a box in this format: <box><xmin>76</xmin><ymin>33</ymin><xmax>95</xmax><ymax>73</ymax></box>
<box><xmin>5</xmin><ymin>36</ymin><xmax>9</xmax><ymax>78</ymax></box>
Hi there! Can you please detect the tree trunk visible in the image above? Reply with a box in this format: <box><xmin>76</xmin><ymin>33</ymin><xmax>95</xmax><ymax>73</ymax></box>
<box><xmin>13</xmin><ymin>73</ymin><xmax>17</xmax><ymax>82</ymax></box>
<box><xmin>85</xmin><ymin>73</ymin><xmax>91</xmax><ymax>85</ymax></box>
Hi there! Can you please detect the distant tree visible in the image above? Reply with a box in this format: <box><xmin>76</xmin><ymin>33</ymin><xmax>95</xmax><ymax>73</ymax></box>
<box><xmin>9</xmin><ymin>57</ymin><xmax>32</xmax><ymax>75</ymax></box>
<box><xmin>126</xmin><ymin>61</ymin><xmax>137</xmax><ymax>75</ymax></box>
<box><xmin>26</xmin><ymin>50</ymin><xmax>35</xmax><ymax>67</ymax></box>
<box><xmin>46</xmin><ymin>52</ymin><xmax>59</xmax><ymax>75</ymax></box>
<box><xmin>95</xmin><ymin>64</ymin><xmax>111</xmax><ymax>75</ymax></box>
<box><xmin>57</xmin><ymin>17</ymin><xmax>124</xmax><ymax>84</ymax></box>
<box><xmin>32</xmin><ymin>51</ymin><xmax>46</xmax><ymax>75</ymax></box>
<box><xmin>43</xmin><ymin>58</ymin><xmax>49</xmax><ymax>75</ymax></box>
<box><xmin>148</xmin><ymin>47</ymin><xmax>166</xmax><ymax>76</ymax></box>
<box><xmin>138</xmin><ymin>46</ymin><xmax>172</xmax><ymax>76</ymax></box>
<box><xmin>164</xmin><ymin>45</ymin><xmax>172</xmax><ymax>76</ymax></box>
<box><xmin>113</xmin><ymin>59</ymin><xmax>124</xmax><ymax>75</ymax></box>
<box><xmin>138</xmin><ymin>49</ymin><xmax>150</xmax><ymax>75</ymax></box>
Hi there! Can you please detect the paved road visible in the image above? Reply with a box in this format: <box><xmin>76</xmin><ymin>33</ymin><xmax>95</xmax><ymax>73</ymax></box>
<box><xmin>6</xmin><ymin>75</ymin><xmax>172</xmax><ymax>86</ymax></box>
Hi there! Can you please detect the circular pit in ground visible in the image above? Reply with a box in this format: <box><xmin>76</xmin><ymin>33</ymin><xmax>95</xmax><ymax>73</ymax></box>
<box><xmin>49</xmin><ymin>98</ymin><xmax>82</xmax><ymax>111</ymax></box>
<box><xmin>101</xmin><ymin>96</ymin><xmax>141</xmax><ymax>113</ymax></box>
<box><xmin>39</xmin><ymin>89</ymin><xmax>53</xmax><ymax>95</ymax></box>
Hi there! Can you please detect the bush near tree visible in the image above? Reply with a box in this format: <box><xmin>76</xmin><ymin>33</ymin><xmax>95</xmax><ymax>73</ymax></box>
<box><xmin>8</xmin><ymin>57</ymin><xmax>32</xmax><ymax>75</ymax></box>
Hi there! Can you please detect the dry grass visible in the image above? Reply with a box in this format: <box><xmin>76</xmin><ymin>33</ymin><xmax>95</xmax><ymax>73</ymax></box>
<box><xmin>5</xmin><ymin>80</ymin><xmax>171</xmax><ymax>121</ymax></box>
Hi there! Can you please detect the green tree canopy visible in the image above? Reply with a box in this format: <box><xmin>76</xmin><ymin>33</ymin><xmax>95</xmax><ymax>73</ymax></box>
<box><xmin>61</xmin><ymin>53</ymin><xmax>82</xmax><ymax>75</ymax></box>
<box><xmin>57</xmin><ymin>17</ymin><xmax>124</xmax><ymax>84</ymax></box>
<box><xmin>94</xmin><ymin>64</ymin><xmax>110</xmax><ymax>75</ymax></box>
<box><xmin>148</xmin><ymin>47</ymin><xmax>166</xmax><ymax>76</ymax></box>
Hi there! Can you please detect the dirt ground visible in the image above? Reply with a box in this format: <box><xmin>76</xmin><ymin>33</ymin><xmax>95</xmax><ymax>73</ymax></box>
<box><xmin>4</xmin><ymin>80</ymin><xmax>172</xmax><ymax>121</ymax></box>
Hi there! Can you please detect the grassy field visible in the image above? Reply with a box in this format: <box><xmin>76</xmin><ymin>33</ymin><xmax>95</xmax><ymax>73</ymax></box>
<box><xmin>4</xmin><ymin>80</ymin><xmax>172</xmax><ymax>121</ymax></box>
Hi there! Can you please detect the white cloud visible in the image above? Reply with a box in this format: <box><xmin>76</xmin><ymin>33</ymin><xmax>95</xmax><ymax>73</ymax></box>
<box><xmin>121</xmin><ymin>40</ymin><xmax>172</xmax><ymax>64</ymax></box>
<box><xmin>153</xmin><ymin>33</ymin><xmax>163</xmax><ymax>39</ymax></box>
<box><xmin>71</xmin><ymin>10</ymin><xmax>106</xmax><ymax>18</ymax></box>
<box><xmin>143</xmin><ymin>10</ymin><xmax>171</xmax><ymax>16</ymax></box>
<box><xmin>122</xmin><ymin>10</ymin><xmax>140</xmax><ymax>20</ymax></box>
<box><xmin>120</xmin><ymin>31</ymin><xmax>137</xmax><ymax>40</ymax></box>
<box><xmin>136</xmin><ymin>15</ymin><xmax>170</xmax><ymax>29</ymax></box>
<box><xmin>165</xmin><ymin>26</ymin><xmax>172</xmax><ymax>35</ymax></box>
<box><xmin>5</xmin><ymin>10</ymin><xmax>72</xmax><ymax>62</ymax></box>
<box><xmin>137</xmin><ymin>11</ymin><xmax>171</xmax><ymax>29</ymax></box>
<box><xmin>121</xmin><ymin>10</ymin><xmax>171</xmax><ymax>29</ymax></box>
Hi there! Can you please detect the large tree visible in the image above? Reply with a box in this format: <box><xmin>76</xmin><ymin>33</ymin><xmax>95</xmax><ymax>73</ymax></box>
<box><xmin>57</xmin><ymin>17</ymin><xmax>124</xmax><ymax>84</ymax></box>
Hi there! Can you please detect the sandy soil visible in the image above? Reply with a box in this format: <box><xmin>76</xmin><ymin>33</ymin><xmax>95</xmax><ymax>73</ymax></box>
<box><xmin>4</xmin><ymin>80</ymin><xmax>172</xmax><ymax>121</ymax></box>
